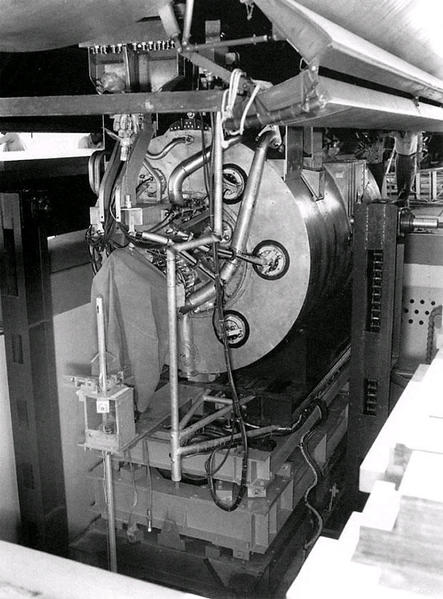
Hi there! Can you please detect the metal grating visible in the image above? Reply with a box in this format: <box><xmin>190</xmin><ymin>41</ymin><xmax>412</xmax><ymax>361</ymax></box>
<box><xmin>366</xmin><ymin>250</ymin><xmax>384</xmax><ymax>333</ymax></box>
<box><xmin>363</xmin><ymin>379</ymin><xmax>378</xmax><ymax>416</ymax></box>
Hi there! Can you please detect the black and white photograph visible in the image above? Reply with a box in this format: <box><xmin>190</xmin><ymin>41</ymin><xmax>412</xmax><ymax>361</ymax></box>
<box><xmin>0</xmin><ymin>1</ymin><xmax>442</xmax><ymax>597</ymax></box>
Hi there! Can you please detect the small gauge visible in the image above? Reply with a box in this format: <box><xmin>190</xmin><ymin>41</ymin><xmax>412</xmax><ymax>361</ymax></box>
<box><xmin>214</xmin><ymin>310</ymin><xmax>250</xmax><ymax>348</ymax></box>
<box><xmin>222</xmin><ymin>164</ymin><xmax>247</xmax><ymax>205</ymax></box>
<box><xmin>252</xmin><ymin>240</ymin><xmax>290</xmax><ymax>280</ymax></box>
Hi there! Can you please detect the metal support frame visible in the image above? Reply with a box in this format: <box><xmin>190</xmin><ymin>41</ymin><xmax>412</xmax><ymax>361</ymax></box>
<box><xmin>0</xmin><ymin>192</ymin><xmax>68</xmax><ymax>554</ymax></box>
<box><xmin>89</xmin><ymin>389</ymin><xmax>348</xmax><ymax>559</ymax></box>
<box><xmin>114</xmin><ymin>346</ymin><xmax>350</xmax><ymax>495</ymax></box>
<box><xmin>188</xmin><ymin>34</ymin><xmax>271</xmax><ymax>52</ymax></box>
<box><xmin>103</xmin><ymin>451</ymin><xmax>117</xmax><ymax>572</ymax></box>
<box><xmin>345</xmin><ymin>201</ymin><xmax>404</xmax><ymax>510</ymax></box>
<box><xmin>0</xmin><ymin>90</ymin><xmax>224</xmax><ymax>117</ymax></box>
<box><xmin>141</xmin><ymin>124</ymin><xmax>284</xmax><ymax>483</ymax></box>
<box><xmin>284</xmin><ymin>127</ymin><xmax>304</xmax><ymax>180</ymax></box>
<box><xmin>116</xmin><ymin>118</ymin><xmax>154</xmax><ymax>210</ymax></box>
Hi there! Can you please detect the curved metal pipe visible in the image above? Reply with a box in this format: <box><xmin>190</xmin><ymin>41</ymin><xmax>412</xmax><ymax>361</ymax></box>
<box><xmin>230</xmin><ymin>131</ymin><xmax>279</xmax><ymax>253</ymax></box>
<box><xmin>142</xmin><ymin>158</ymin><xmax>163</xmax><ymax>202</ymax></box>
<box><xmin>142</xmin><ymin>137</ymin><xmax>193</xmax><ymax>203</ymax></box>
<box><xmin>168</xmin><ymin>136</ymin><xmax>241</xmax><ymax>206</ymax></box>
<box><xmin>147</xmin><ymin>136</ymin><xmax>190</xmax><ymax>160</ymax></box>
<box><xmin>182</xmin><ymin>129</ymin><xmax>279</xmax><ymax>312</ymax></box>
<box><xmin>88</xmin><ymin>149</ymin><xmax>106</xmax><ymax>196</ymax></box>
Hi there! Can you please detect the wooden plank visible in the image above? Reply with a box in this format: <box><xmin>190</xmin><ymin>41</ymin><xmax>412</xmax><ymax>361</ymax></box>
<box><xmin>360</xmin><ymin>351</ymin><xmax>443</xmax><ymax>493</ymax></box>
<box><xmin>292</xmin><ymin>351</ymin><xmax>443</xmax><ymax>598</ymax></box>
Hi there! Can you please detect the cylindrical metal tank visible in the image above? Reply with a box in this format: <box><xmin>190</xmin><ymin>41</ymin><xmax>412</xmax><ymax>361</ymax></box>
<box><xmin>143</xmin><ymin>130</ymin><xmax>359</xmax><ymax>374</ymax></box>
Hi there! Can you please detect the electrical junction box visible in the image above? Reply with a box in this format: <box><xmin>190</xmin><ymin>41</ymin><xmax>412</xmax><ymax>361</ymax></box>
<box><xmin>76</xmin><ymin>380</ymin><xmax>136</xmax><ymax>453</ymax></box>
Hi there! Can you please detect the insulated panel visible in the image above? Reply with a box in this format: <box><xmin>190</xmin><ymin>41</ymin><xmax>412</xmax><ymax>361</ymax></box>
<box><xmin>259</xmin><ymin>75</ymin><xmax>443</xmax><ymax>131</ymax></box>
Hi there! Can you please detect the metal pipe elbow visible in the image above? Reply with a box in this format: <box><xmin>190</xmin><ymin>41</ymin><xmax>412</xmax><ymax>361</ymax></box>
<box><xmin>168</xmin><ymin>147</ymin><xmax>211</xmax><ymax>206</ymax></box>
<box><xmin>168</xmin><ymin>136</ymin><xmax>241</xmax><ymax>206</ymax></box>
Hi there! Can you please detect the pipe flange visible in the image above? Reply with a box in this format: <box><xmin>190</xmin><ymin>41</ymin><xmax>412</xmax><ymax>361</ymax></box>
<box><xmin>252</xmin><ymin>239</ymin><xmax>290</xmax><ymax>280</ymax></box>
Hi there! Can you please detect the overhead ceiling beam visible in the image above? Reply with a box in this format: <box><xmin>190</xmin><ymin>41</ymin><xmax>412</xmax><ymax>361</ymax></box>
<box><xmin>256</xmin><ymin>74</ymin><xmax>443</xmax><ymax>131</ymax></box>
<box><xmin>0</xmin><ymin>90</ymin><xmax>224</xmax><ymax>117</ymax></box>
<box><xmin>255</xmin><ymin>0</ymin><xmax>443</xmax><ymax>104</ymax></box>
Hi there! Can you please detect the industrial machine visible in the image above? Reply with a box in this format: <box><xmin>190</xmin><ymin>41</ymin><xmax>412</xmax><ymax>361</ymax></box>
<box><xmin>73</xmin><ymin>117</ymin><xmax>365</xmax><ymax>574</ymax></box>
<box><xmin>1</xmin><ymin>1</ymin><xmax>443</xmax><ymax>597</ymax></box>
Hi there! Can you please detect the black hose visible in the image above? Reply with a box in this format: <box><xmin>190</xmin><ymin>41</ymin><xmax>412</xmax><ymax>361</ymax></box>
<box><xmin>205</xmin><ymin>242</ymin><xmax>249</xmax><ymax>512</ymax></box>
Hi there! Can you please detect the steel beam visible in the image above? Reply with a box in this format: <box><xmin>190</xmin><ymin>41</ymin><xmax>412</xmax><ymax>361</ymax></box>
<box><xmin>345</xmin><ymin>202</ymin><xmax>403</xmax><ymax>511</ymax></box>
<box><xmin>90</xmin><ymin>390</ymin><xmax>346</xmax><ymax>558</ymax></box>
<box><xmin>0</xmin><ymin>91</ymin><xmax>224</xmax><ymax>117</ymax></box>
<box><xmin>0</xmin><ymin>192</ymin><xmax>68</xmax><ymax>555</ymax></box>
<box><xmin>254</xmin><ymin>74</ymin><xmax>443</xmax><ymax>132</ymax></box>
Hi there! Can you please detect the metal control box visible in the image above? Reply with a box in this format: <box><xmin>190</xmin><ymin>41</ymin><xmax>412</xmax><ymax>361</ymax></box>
<box><xmin>77</xmin><ymin>382</ymin><xmax>135</xmax><ymax>452</ymax></box>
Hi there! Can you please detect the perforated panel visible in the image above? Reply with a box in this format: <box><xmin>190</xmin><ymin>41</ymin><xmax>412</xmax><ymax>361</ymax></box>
<box><xmin>400</xmin><ymin>284</ymin><xmax>443</xmax><ymax>367</ymax></box>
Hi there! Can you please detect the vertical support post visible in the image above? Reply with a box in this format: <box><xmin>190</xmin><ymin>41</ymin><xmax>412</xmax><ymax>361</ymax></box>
<box><xmin>431</xmin><ymin>170</ymin><xmax>437</xmax><ymax>201</ymax></box>
<box><xmin>213</xmin><ymin>111</ymin><xmax>223</xmax><ymax>238</ymax></box>
<box><xmin>96</xmin><ymin>296</ymin><xmax>108</xmax><ymax>395</ymax></box>
<box><xmin>166</xmin><ymin>248</ymin><xmax>181</xmax><ymax>482</ymax></box>
<box><xmin>391</xmin><ymin>241</ymin><xmax>405</xmax><ymax>363</ymax></box>
<box><xmin>415</xmin><ymin>171</ymin><xmax>421</xmax><ymax>201</ymax></box>
<box><xmin>0</xmin><ymin>191</ymin><xmax>68</xmax><ymax>555</ymax></box>
<box><xmin>284</xmin><ymin>127</ymin><xmax>304</xmax><ymax>180</ymax></box>
<box><xmin>345</xmin><ymin>202</ymin><xmax>402</xmax><ymax>511</ymax></box>
<box><xmin>118</xmin><ymin>118</ymin><xmax>153</xmax><ymax>208</ymax></box>
<box><xmin>182</xmin><ymin>0</ymin><xmax>194</xmax><ymax>47</ymax></box>
<box><xmin>104</xmin><ymin>451</ymin><xmax>117</xmax><ymax>573</ymax></box>
<box><xmin>303</xmin><ymin>127</ymin><xmax>323</xmax><ymax>169</ymax></box>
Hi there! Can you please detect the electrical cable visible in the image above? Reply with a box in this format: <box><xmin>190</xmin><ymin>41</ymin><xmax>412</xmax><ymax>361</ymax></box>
<box><xmin>300</xmin><ymin>431</ymin><xmax>324</xmax><ymax>553</ymax></box>
<box><xmin>230</xmin><ymin>83</ymin><xmax>260</xmax><ymax>136</ymax></box>
<box><xmin>205</xmin><ymin>439</ymin><xmax>233</xmax><ymax>477</ymax></box>
<box><xmin>85</xmin><ymin>152</ymin><xmax>129</xmax><ymax>271</ymax></box>
<box><xmin>147</xmin><ymin>213</ymin><xmax>174</xmax><ymax>234</ymax></box>
<box><xmin>220</xmin><ymin>68</ymin><xmax>243</xmax><ymax>128</ymax></box>
<box><xmin>196</xmin><ymin>109</ymin><xmax>250</xmax><ymax>510</ymax></box>
<box><xmin>205</xmin><ymin>241</ymin><xmax>249</xmax><ymax>511</ymax></box>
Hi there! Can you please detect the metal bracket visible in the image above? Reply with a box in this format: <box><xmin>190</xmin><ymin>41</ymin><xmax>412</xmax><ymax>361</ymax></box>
<box><xmin>301</xmin><ymin>168</ymin><xmax>325</xmax><ymax>200</ymax></box>
<box><xmin>120</xmin><ymin>207</ymin><xmax>143</xmax><ymax>233</ymax></box>
<box><xmin>63</xmin><ymin>371</ymin><xmax>124</xmax><ymax>391</ymax></box>
<box><xmin>158</xmin><ymin>518</ymin><xmax>186</xmax><ymax>551</ymax></box>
